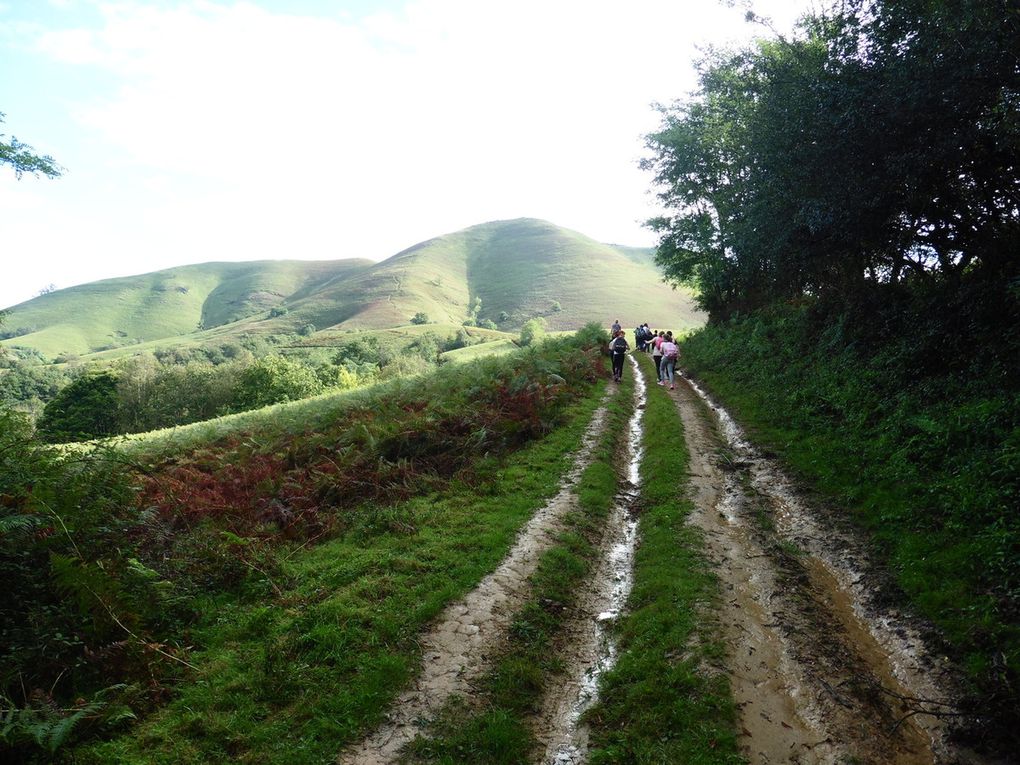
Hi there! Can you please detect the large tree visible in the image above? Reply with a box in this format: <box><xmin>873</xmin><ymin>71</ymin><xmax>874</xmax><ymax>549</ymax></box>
<box><xmin>645</xmin><ymin>0</ymin><xmax>1020</xmax><ymax>319</ymax></box>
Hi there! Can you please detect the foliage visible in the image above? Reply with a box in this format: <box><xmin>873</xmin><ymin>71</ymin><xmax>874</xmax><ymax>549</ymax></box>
<box><xmin>644</xmin><ymin>1</ymin><xmax>1020</xmax><ymax>318</ymax></box>
<box><xmin>681</xmin><ymin>293</ymin><xmax>1020</xmax><ymax>753</ymax></box>
<box><xmin>232</xmin><ymin>355</ymin><xmax>324</xmax><ymax>411</ymax></box>
<box><xmin>0</xmin><ymin>410</ymin><xmax>174</xmax><ymax>763</ymax></box>
<box><xmin>518</xmin><ymin>317</ymin><xmax>547</xmax><ymax>347</ymax></box>
<box><xmin>410</xmin><ymin>312</ymin><xmax>430</xmax><ymax>325</ymax></box>
<box><xmin>35</xmin><ymin>371</ymin><xmax>120</xmax><ymax>443</ymax></box>
<box><xmin>0</xmin><ymin>112</ymin><xmax>62</xmax><ymax>179</ymax></box>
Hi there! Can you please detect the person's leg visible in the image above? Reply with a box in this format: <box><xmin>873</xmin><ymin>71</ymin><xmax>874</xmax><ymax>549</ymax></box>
<box><xmin>654</xmin><ymin>355</ymin><xmax>662</xmax><ymax>383</ymax></box>
<box><xmin>666</xmin><ymin>359</ymin><xmax>676</xmax><ymax>387</ymax></box>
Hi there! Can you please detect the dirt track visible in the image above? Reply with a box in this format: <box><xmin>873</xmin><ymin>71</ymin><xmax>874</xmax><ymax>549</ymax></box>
<box><xmin>338</xmin><ymin>356</ymin><xmax>978</xmax><ymax>764</ymax></box>
<box><xmin>670</xmin><ymin>369</ymin><xmax>973</xmax><ymax>765</ymax></box>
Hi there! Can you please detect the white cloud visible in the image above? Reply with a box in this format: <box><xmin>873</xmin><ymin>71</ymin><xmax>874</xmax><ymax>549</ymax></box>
<box><xmin>0</xmin><ymin>0</ymin><xmax>815</xmax><ymax>308</ymax></box>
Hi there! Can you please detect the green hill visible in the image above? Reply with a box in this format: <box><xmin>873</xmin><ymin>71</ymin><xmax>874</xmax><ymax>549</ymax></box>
<box><xmin>0</xmin><ymin>260</ymin><xmax>372</xmax><ymax>359</ymax></box>
<box><xmin>2</xmin><ymin>219</ymin><xmax>703</xmax><ymax>360</ymax></box>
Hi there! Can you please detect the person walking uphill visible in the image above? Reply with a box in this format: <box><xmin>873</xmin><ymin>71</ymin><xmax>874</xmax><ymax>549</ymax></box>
<box><xmin>659</xmin><ymin>331</ymin><xmax>679</xmax><ymax>390</ymax></box>
<box><xmin>609</xmin><ymin>330</ymin><xmax>629</xmax><ymax>382</ymax></box>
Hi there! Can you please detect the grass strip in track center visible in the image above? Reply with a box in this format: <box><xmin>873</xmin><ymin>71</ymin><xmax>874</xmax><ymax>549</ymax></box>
<box><xmin>585</xmin><ymin>353</ymin><xmax>742</xmax><ymax>764</ymax></box>
<box><xmin>79</xmin><ymin>383</ymin><xmax>609</xmax><ymax>765</ymax></box>
<box><xmin>404</xmin><ymin>368</ymin><xmax>636</xmax><ymax>764</ymax></box>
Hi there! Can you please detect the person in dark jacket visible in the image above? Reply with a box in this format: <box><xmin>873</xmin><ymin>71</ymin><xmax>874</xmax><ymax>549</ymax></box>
<box><xmin>609</xmin><ymin>330</ymin><xmax>630</xmax><ymax>382</ymax></box>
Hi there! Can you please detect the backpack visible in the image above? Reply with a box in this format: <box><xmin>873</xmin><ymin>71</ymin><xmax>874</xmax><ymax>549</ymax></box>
<box><xmin>612</xmin><ymin>337</ymin><xmax>628</xmax><ymax>354</ymax></box>
<box><xmin>663</xmin><ymin>342</ymin><xmax>678</xmax><ymax>360</ymax></box>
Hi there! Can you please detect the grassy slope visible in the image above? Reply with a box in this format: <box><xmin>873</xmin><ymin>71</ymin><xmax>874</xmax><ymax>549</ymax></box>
<box><xmin>3</xmin><ymin>220</ymin><xmax>703</xmax><ymax>361</ymax></box>
<box><xmin>1</xmin><ymin>260</ymin><xmax>371</xmax><ymax>358</ymax></box>
<box><xmin>302</xmin><ymin>218</ymin><xmax>704</xmax><ymax>333</ymax></box>
<box><xmin>81</xmin><ymin>373</ymin><xmax>608</xmax><ymax>764</ymax></box>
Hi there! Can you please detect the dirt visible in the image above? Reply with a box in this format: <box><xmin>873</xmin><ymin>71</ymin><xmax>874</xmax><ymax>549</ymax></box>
<box><xmin>532</xmin><ymin>356</ymin><xmax>646</xmax><ymax>764</ymax></box>
<box><xmin>338</xmin><ymin>357</ymin><xmax>982</xmax><ymax>765</ymax></box>
<box><xmin>337</xmin><ymin>395</ymin><xmax>612</xmax><ymax>765</ymax></box>
<box><xmin>672</xmin><ymin>372</ymin><xmax>977</xmax><ymax>765</ymax></box>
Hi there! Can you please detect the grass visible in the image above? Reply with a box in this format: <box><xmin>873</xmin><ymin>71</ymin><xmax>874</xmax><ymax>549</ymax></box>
<box><xmin>404</xmin><ymin>366</ymin><xmax>634</xmax><ymax>763</ymax></box>
<box><xmin>1</xmin><ymin>260</ymin><xmax>370</xmax><ymax>359</ymax></box>
<box><xmin>77</xmin><ymin>379</ymin><xmax>610</xmax><ymax>764</ymax></box>
<box><xmin>680</xmin><ymin>307</ymin><xmax>1019</xmax><ymax>753</ymax></box>
<box><xmin>584</xmin><ymin>353</ymin><xmax>741</xmax><ymax>764</ymax></box>
<box><xmin>3</xmin><ymin>219</ymin><xmax>703</xmax><ymax>361</ymax></box>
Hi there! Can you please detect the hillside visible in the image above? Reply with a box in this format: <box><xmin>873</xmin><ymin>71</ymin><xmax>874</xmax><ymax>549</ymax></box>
<box><xmin>1</xmin><ymin>219</ymin><xmax>703</xmax><ymax>360</ymax></box>
<box><xmin>0</xmin><ymin>259</ymin><xmax>372</xmax><ymax>359</ymax></box>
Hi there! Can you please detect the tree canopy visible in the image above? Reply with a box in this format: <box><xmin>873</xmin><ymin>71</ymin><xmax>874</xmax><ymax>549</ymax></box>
<box><xmin>0</xmin><ymin>112</ymin><xmax>63</xmax><ymax>179</ymax></box>
<box><xmin>644</xmin><ymin>0</ymin><xmax>1020</xmax><ymax>319</ymax></box>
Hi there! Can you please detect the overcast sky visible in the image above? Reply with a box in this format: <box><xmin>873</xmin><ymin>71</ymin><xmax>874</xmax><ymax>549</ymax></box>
<box><xmin>0</xmin><ymin>0</ymin><xmax>817</xmax><ymax>309</ymax></box>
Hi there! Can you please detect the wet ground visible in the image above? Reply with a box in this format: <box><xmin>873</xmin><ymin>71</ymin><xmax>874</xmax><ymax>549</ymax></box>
<box><xmin>338</xmin><ymin>396</ymin><xmax>613</xmax><ymax>765</ymax></box>
<box><xmin>672</xmin><ymin>371</ymin><xmax>974</xmax><ymax>765</ymax></box>
<box><xmin>338</xmin><ymin>357</ymin><xmax>979</xmax><ymax>765</ymax></box>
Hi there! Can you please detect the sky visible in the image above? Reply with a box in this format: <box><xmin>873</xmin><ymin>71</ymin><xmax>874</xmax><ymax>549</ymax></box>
<box><xmin>0</xmin><ymin>0</ymin><xmax>817</xmax><ymax>309</ymax></box>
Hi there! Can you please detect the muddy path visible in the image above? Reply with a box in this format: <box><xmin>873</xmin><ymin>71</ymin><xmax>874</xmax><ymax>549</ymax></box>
<box><xmin>669</xmin><ymin>370</ymin><xmax>976</xmax><ymax>765</ymax></box>
<box><xmin>532</xmin><ymin>356</ymin><xmax>646</xmax><ymax>764</ymax></box>
<box><xmin>337</xmin><ymin>394</ymin><xmax>614</xmax><ymax>765</ymax></box>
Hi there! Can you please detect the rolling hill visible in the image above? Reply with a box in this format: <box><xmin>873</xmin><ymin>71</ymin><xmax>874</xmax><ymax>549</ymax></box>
<box><xmin>2</xmin><ymin>219</ymin><xmax>703</xmax><ymax>359</ymax></box>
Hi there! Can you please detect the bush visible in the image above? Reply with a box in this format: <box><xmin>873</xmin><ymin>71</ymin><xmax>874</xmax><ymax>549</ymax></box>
<box><xmin>410</xmin><ymin>312</ymin><xmax>430</xmax><ymax>325</ymax></box>
<box><xmin>519</xmin><ymin>318</ymin><xmax>547</xmax><ymax>347</ymax></box>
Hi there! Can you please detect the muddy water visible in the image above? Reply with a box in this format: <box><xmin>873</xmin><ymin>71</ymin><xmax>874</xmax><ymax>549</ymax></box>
<box><xmin>535</xmin><ymin>355</ymin><xmax>645</xmax><ymax>764</ymax></box>
<box><xmin>673</xmin><ymin>373</ymin><xmax>971</xmax><ymax>764</ymax></box>
<box><xmin>336</xmin><ymin>399</ymin><xmax>612</xmax><ymax>765</ymax></box>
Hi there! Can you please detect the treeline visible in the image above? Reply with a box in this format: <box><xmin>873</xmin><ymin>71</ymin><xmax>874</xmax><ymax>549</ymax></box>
<box><xmin>2</xmin><ymin>329</ymin><xmax>484</xmax><ymax>442</ymax></box>
<box><xmin>647</xmin><ymin>0</ymin><xmax>1018</xmax><ymax>752</ymax></box>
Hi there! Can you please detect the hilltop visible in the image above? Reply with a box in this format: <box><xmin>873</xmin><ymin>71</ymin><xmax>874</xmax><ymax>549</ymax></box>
<box><xmin>1</xmin><ymin>219</ymin><xmax>703</xmax><ymax>360</ymax></box>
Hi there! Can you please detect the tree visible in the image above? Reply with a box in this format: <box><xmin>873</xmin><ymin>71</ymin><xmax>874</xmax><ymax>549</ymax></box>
<box><xmin>36</xmin><ymin>371</ymin><xmax>120</xmax><ymax>443</ymax></box>
<box><xmin>519</xmin><ymin>317</ymin><xmax>547</xmax><ymax>347</ymax></box>
<box><xmin>1</xmin><ymin>113</ymin><xmax>62</xmax><ymax>179</ymax></box>
<box><xmin>410</xmin><ymin>312</ymin><xmax>430</xmax><ymax>325</ymax></box>
<box><xmin>644</xmin><ymin>1</ymin><xmax>1020</xmax><ymax>319</ymax></box>
<box><xmin>233</xmin><ymin>355</ymin><xmax>323</xmax><ymax>411</ymax></box>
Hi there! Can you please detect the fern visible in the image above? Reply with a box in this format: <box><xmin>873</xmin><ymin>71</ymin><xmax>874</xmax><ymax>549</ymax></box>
<box><xmin>0</xmin><ymin>512</ymin><xmax>43</xmax><ymax>537</ymax></box>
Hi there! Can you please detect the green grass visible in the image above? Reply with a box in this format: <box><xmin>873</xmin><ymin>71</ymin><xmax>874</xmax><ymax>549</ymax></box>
<box><xmin>3</xmin><ymin>219</ymin><xmax>703</xmax><ymax>361</ymax></box>
<box><xmin>78</xmin><ymin>381</ymin><xmax>609</xmax><ymax>765</ymax></box>
<box><xmin>405</xmin><ymin>369</ymin><xmax>634</xmax><ymax>763</ymax></box>
<box><xmin>585</xmin><ymin>353</ymin><xmax>741</xmax><ymax>764</ymax></box>
<box><xmin>1</xmin><ymin>260</ymin><xmax>370</xmax><ymax>359</ymax></box>
<box><xmin>680</xmin><ymin>307</ymin><xmax>1019</xmax><ymax>752</ymax></box>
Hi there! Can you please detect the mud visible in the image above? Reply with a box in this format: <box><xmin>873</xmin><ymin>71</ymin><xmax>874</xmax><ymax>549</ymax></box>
<box><xmin>534</xmin><ymin>355</ymin><xmax>645</xmax><ymax>764</ymax></box>
<box><xmin>672</xmin><ymin>372</ymin><xmax>974</xmax><ymax>765</ymax></box>
<box><xmin>337</xmin><ymin>397</ymin><xmax>612</xmax><ymax>765</ymax></box>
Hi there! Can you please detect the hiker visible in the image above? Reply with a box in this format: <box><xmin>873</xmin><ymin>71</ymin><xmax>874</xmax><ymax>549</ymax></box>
<box><xmin>634</xmin><ymin>324</ymin><xmax>644</xmax><ymax>352</ymax></box>
<box><xmin>651</xmin><ymin>330</ymin><xmax>665</xmax><ymax>383</ymax></box>
<box><xmin>609</xmin><ymin>329</ymin><xmax>630</xmax><ymax>382</ymax></box>
<box><xmin>660</xmin><ymin>331</ymin><xmax>679</xmax><ymax>390</ymax></box>
<box><xmin>642</xmin><ymin>323</ymin><xmax>653</xmax><ymax>353</ymax></box>
<box><xmin>611</xmin><ymin>318</ymin><xmax>622</xmax><ymax>334</ymax></box>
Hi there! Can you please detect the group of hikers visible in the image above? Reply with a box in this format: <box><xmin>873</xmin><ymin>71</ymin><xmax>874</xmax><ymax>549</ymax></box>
<box><xmin>607</xmin><ymin>319</ymin><xmax>679</xmax><ymax>389</ymax></box>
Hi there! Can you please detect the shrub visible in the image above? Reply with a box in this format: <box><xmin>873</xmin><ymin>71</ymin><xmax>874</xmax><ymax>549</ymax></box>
<box><xmin>519</xmin><ymin>318</ymin><xmax>547</xmax><ymax>347</ymax></box>
<box><xmin>410</xmin><ymin>312</ymin><xmax>430</xmax><ymax>325</ymax></box>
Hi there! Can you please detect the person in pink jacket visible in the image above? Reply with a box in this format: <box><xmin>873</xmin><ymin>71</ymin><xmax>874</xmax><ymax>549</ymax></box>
<box><xmin>659</xmin><ymin>331</ymin><xmax>679</xmax><ymax>390</ymax></box>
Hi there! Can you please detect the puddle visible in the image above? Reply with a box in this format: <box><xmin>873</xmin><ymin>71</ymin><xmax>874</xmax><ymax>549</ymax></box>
<box><xmin>677</xmin><ymin>375</ymin><xmax>972</xmax><ymax>764</ymax></box>
<box><xmin>337</xmin><ymin>398</ymin><xmax>612</xmax><ymax>765</ymax></box>
<box><xmin>537</xmin><ymin>355</ymin><xmax>645</xmax><ymax>764</ymax></box>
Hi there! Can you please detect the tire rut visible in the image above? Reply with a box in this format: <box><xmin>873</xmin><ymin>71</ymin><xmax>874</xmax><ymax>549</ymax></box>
<box><xmin>533</xmin><ymin>355</ymin><xmax>646</xmax><ymax>764</ymax></box>
<box><xmin>668</xmin><ymin>371</ymin><xmax>976</xmax><ymax>764</ymax></box>
<box><xmin>337</xmin><ymin>394</ymin><xmax>613</xmax><ymax>765</ymax></box>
